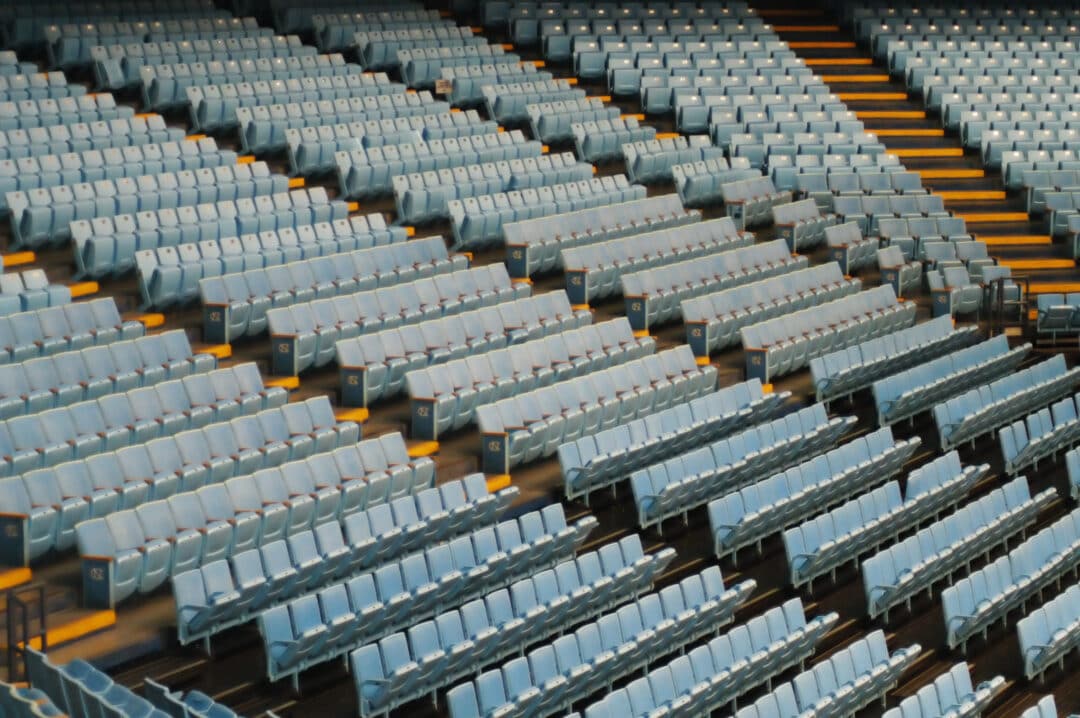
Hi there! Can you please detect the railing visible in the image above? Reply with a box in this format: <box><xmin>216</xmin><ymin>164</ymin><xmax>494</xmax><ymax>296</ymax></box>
<box><xmin>4</xmin><ymin>584</ymin><xmax>45</xmax><ymax>682</ymax></box>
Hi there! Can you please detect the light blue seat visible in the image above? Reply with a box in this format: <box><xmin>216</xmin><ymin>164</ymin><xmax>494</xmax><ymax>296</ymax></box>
<box><xmin>671</xmin><ymin>157</ymin><xmax>758</xmax><ymax>207</ymax></box>
<box><xmin>0</xmin><ymin>94</ymin><xmax>132</xmax><ymax>131</ymax></box>
<box><xmin>571</xmin><ymin>117</ymin><xmax>657</xmax><ymax>162</ymax></box>
<box><xmin>1018</xmin><ymin>583</ymin><xmax>1080</xmax><ymax>681</ymax></box>
<box><xmin>622</xmin><ymin>135</ymin><xmax>724</xmax><ymax>184</ymax></box>
<box><xmin>527</xmin><ymin>98</ymin><xmax>619</xmax><ymax>143</ymax></box>
<box><xmin>483</xmin><ymin>78</ymin><xmax>585</xmax><ymax>124</ymax></box>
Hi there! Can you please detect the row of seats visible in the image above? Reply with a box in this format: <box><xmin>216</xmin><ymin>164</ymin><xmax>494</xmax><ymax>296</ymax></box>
<box><xmin>0</xmin><ymin>137</ymin><xmax>232</xmax><ymax>194</ymax></box>
<box><xmin>574</xmin><ymin>601</ymin><xmax>839</xmax><ymax>718</ymax></box>
<box><xmin>0</xmin><ymin>360</ymin><xmax>284</xmax><ymax>479</ymax></box>
<box><xmin>73</xmin><ymin>187</ymin><xmax>350</xmax><ymax>279</ymax></box>
<box><xmin>404</xmin><ymin>45</ymin><xmax>518</xmax><ymax>90</ymax></box>
<box><xmin>166</xmin><ymin>432</ymin><xmax>438</xmax><ymax>644</ymax></box>
<box><xmin>186</xmin><ymin>73</ymin><xmax>404</xmax><ymax>132</ymax></box>
<box><xmin>559</xmin><ymin>378</ymin><xmax>787</xmax><ymax>505</ymax></box>
<box><xmin>406</xmin><ymin>318</ymin><xmax>654</xmax><ymax>440</ymax></box>
<box><xmin>1004</xmin><ymin>148</ymin><xmax>1080</xmax><ymax>191</ymax></box>
<box><xmin>824</xmin><ymin>222</ymin><xmax>878</xmax><ymax>275</ymax></box>
<box><xmin>261</xmin><ymin>503</ymin><xmax>596</xmax><ymax>684</ymax></box>
<box><xmin>483</xmin><ymin>79</ymin><xmax>586</xmax><ymax>124</ymax></box>
<box><xmin>770</xmin><ymin>152</ymin><xmax>904</xmax><ymax>193</ymax></box>
<box><xmin>0</xmin><ymin>269</ymin><xmax>69</xmax><ymax>315</ymax></box>
<box><xmin>621</xmin><ymin>238</ymin><xmax>808</xmax><ymax>330</ymax></box>
<box><xmin>0</xmin><ymin>94</ymin><xmax>131</xmax><ymax>131</ymax></box>
<box><xmin>528</xmin><ymin>98</ymin><xmax>619</xmax><ymax>144</ymax></box>
<box><xmin>1018</xmin><ymin>581</ymin><xmax>1080</xmax><ymax>681</ymax></box>
<box><xmin>139</xmin><ymin>213</ymin><xmax>407</xmax><ymax>316</ymax></box>
<box><xmin>0</xmin><ymin>679</ymin><xmax>60</xmax><ymax>717</ymax></box>
<box><xmin>335</xmin><ymin>129</ymin><xmax>541</xmax><ymax>198</ymax></box>
<box><xmin>876</xmin><ymin>245</ymin><xmax>923</xmax><ymax>297</ymax></box>
<box><xmin>354</xmin><ymin>27</ymin><xmax>482</xmax><ymax>70</ymax></box>
<box><xmin>710</xmin><ymin>428</ymin><xmax>921</xmax><ymax>563</ymax></box>
<box><xmin>671</xmin><ymin>156</ymin><xmax>757</xmax><ymax>207</ymax></box>
<box><xmin>139</xmin><ymin>53</ymin><xmax>355</xmax><ymax>110</ymax></box>
<box><xmin>0</xmin><ymin>296</ymin><xmax>142</xmax><ymax>364</ymax></box>
<box><xmin>630</xmin><ymin>403</ymin><xmax>855</xmax><ymax>532</ymax></box>
<box><xmin>197</xmin><ymin>236</ymin><xmax>466</xmax><ymax>338</ymax></box>
<box><xmin>264</xmin><ymin>498</ymin><xmax>596</xmax><ymax>682</ymax></box>
<box><xmin>0</xmin><ymin>115</ymin><xmax>188</xmax><ymax>163</ymax></box>
<box><xmin>393</xmin><ymin>152</ymin><xmax>591</xmax><ymax>225</ymax></box>
<box><xmin>720</xmin><ymin>176</ymin><xmax>792</xmax><ymax>229</ymax></box>
<box><xmin>691</xmin><ymin>93</ymin><xmax>854</xmax><ymax>138</ymax></box>
<box><xmin>144</xmin><ymin>677</ymin><xmax>244</xmax><ymax>718</ymax></box>
<box><xmin>934</xmin><ymin>353</ymin><xmax>1080</xmax><ymax>450</ymax></box>
<box><xmin>797</xmin><ymin>170</ymin><xmax>927</xmax><ymax>216</ymax></box>
<box><xmin>725</xmin><ymin>130</ymin><xmax>887</xmax><ymax>171</ymax></box>
<box><xmin>943</xmin><ymin>507</ymin><xmax>1080</xmax><ymax>652</ymax></box>
<box><xmin>414</xmin><ymin>563</ymin><xmax>750</xmax><ymax>718</ymax></box>
<box><xmin>504</xmin><ymin>193</ymin><xmax>700</xmax><ymax>279</ymax></box>
<box><xmin>1024</xmin><ymin>167</ymin><xmax>1080</xmax><ymax>213</ymax></box>
<box><xmin>862</xmin><ymin>476</ymin><xmax>1052</xmax><ymax>622</ymax></box>
<box><xmin>0</xmin><ymin>327</ymin><xmax>213</xmax><ymax>420</ymax></box>
<box><xmin>883</xmin><ymin>663</ymin><xmax>1005</xmax><ymax>718</ymax></box>
<box><xmin>835</xmin><ymin>194</ymin><xmax>951</xmax><ymax>237</ymax></box>
<box><xmin>266</xmin><ymin>264</ymin><xmax>529</xmax><ymax>375</ymax></box>
<box><xmin>335</xmin><ymin>292</ymin><xmax>591</xmax><ymax>408</ymax></box>
<box><xmin>314</xmin><ymin>10</ymin><xmax>448</xmax><ymax>52</ymax></box>
<box><xmin>741</xmin><ymin>285</ymin><xmax>915</xmax><ymax>383</ymax></box>
<box><xmin>92</xmin><ymin>35</ymin><xmax>315</xmax><ymax>89</ymax></box>
<box><xmin>782</xmin><ymin>464</ymin><xmax>976</xmax><ymax>590</ymax></box>
<box><xmin>449</xmin><ymin>175</ymin><xmax>646</xmax><ymax>250</ymax></box>
<box><xmin>286</xmin><ymin>115</ymin><xmax>504</xmax><ymax>177</ymax></box>
<box><xmin>6</xmin><ymin>160</ymin><xmax>290</xmax><ymax>247</ymax></box>
<box><xmin>571</xmin><ymin>116</ymin><xmax>656</xmax><ymax>162</ymax></box>
<box><xmin>0</xmin><ymin>71</ymin><xmax>80</xmax><ymax>101</ymax></box>
<box><xmin>235</xmin><ymin>93</ymin><xmax>448</xmax><ymax>154</ymax></box>
<box><xmin>809</xmin><ymin>314</ymin><xmax>979</xmax><ymax>405</ymax></box>
<box><xmin>622</xmin><ymin>135</ymin><xmax>721</xmax><ymax>184</ymax></box>
<box><xmin>871</xmin><ymin>335</ymin><xmax>1026</xmax><ymax>427</ymax></box>
<box><xmin>1001</xmin><ymin>391</ymin><xmax>1080</xmax><ymax>476</ymax></box>
<box><xmin>441</xmin><ymin>62</ymin><xmax>551</xmax><ymax>107</ymax></box>
<box><xmin>560</xmin><ymin>217</ymin><xmax>754</xmax><ymax>305</ymax></box>
<box><xmin>26</xmin><ymin>649</ymin><xmax>238</xmax><ymax>718</ymax></box>
<box><xmin>681</xmin><ymin>262</ymin><xmax>859</xmax><ymax>356</ymax></box>
<box><xmin>2</xmin><ymin>396</ymin><xmax>353</xmax><ymax>566</ymax></box>
<box><xmin>477</xmin><ymin>345</ymin><xmax>717</xmax><ymax>474</ymax></box>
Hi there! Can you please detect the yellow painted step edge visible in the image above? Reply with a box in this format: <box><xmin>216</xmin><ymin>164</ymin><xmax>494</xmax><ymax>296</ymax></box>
<box><xmin>805</xmin><ymin>58</ymin><xmax>874</xmax><ymax>66</ymax></box>
<box><xmin>68</xmin><ymin>281</ymin><xmax>98</xmax><ymax>298</ymax></box>
<box><xmin>487</xmin><ymin>474</ymin><xmax>512</xmax><ymax>492</ymax></box>
<box><xmin>2</xmin><ymin>252</ymin><xmax>35</xmax><ymax>267</ymax></box>
<box><xmin>266</xmin><ymin>376</ymin><xmax>299</xmax><ymax>390</ymax></box>
<box><xmin>335</xmin><ymin>408</ymin><xmax>369</xmax><ymax>423</ymax></box>
<box><xmin>821</xmin><ymin>74</ymin><xmax>891</xmax><ymax>83</ymax></box>
<box><xmin>870</xmin><ymin>128</ymin><xmax>945</xmax><ymax>137</ymax></box>
<box><xmin>1000</xmin><ymin>258</ymin><xmax>1076</xmax><ymax>270</ymax></box>
<box><xmin>937</xmin><ymin>190</ymin><xmax>1007</xmax><ymax>201</ymax></box>
<box><xmin>838</xmin><ymin>92</ymin><xmax>909</xmax><ymax>101</ymax></box>
<box><xmin>407</xmin><ymin>440</ymin><xmax>439</xmax><ymax>458</ymax></box>
<box><xmin>789</xmin><ymin>41</ymin><xmax>856</xmax><ymax>49</ymax></box>
<box><xmin>20</xmin><ymin>610</ymin><xmax>116</xmax><ymax>651</ymax></box>
<box><xmin>0</xmin><ymin>568</ymin><xmax>31</xmax><ymax>592</ymax></box>
<box><xmin>856</xmin><ymin>110</ymin><xmax>926</xmax><ymax>119</ymax></box>
<box><xmin>980</xmin><ymin>235</ymin><xmax>1051</xmax><ymax>246</ymax></box>
<box><xmin>959</xmin><ymin>212</ymin><xmax>1030</xmax><ymax>223</ymax></box>
<box><xmin>919</xmin><ymin>169</ymin><xmax>985</xmax><ymax>179</ymax></box>
<box><xmin>891</xmin><ymin>148</ymin><xmax>964</xmax><ymax>157</ymax></box>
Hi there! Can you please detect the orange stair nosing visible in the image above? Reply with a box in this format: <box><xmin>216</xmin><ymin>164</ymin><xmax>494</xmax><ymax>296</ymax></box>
<box><xmin>959</xmin><ymin>212</ymin><xmax>1030</xmax><ymax>223</ymax></box>
<box><xmin>1000</xmin><ymin>258</ymin><xmax>1076</xmax><ymax>270</ymax></box>
<box><xmin>0</xmin><ymin>568</ymin><xmax>31</xmax><ymax>592</ymax></box>
<box><xmin>789</xmin><ymin>41</ymin><xmax>857</xmax><ymax>49</ymax></box>
<box><xmin>937</xmin><ymin>190</ymin><xmax>1007</xmax><ymax>201</ymax></box>
<box><xmin>407</xmin><ymin>441</ymin><xmax>439</xmax><ymax>458</ymax></box>
<box><xmin>335</xmin><ymin>408</ymin><xmax>369</xmax><ymax>423</ymax></box>
<box><xmin>21</xmin><ymin>610</ymin><xmax>116</xmax><ymax>651</ymax></box>
<box><xmin>980</xmin><ymin>235</ymin><xmax>1051</xmax><ymax>246</ymax></box>
<box><xmin>771</xmin><ymin>25</ymin><xmax>840</xmax><ymax>32</ymax></box>
<box><xmin>2</xmin><ymin>251</ymin><xmax>35</xmax><ymax>267</ymax></box>
<box><xmin>821</xmin><ymin>74</ymin><xmax>891</xmax><ymax>83</ymax></box>
<box><xmin>891</xmin><ymin>148</ymin><xmax>965</xmax><ymax>158</ymax></box>
<box><xmin>266</xmin><ymin>376</ymin><xmax>300</xmax><ymax>390</ymax></box>
<box><xmin>856</xmin><ymin>110</ymin><xmax>926</xmax><ymax>119</ymax></box>
<box><xmin>870</xmin><ymin>128</ymin><xmax>945</xmax><ymax>137</ymax></box>
<box><xmin>1029</xmin><ymin>282</ymin><xmax>1080</xmax><ymax>293</ymax></box>
<box><xmin>918</xmin><ymin>169</ymin><xmax>985</xmax><ymax>179</ymax></box>
<box><xmin>487</xmin><ymin>474</ymin><xmax>512</xmax><ymax>492</ymax></box>
<box><xmin>805</xmin><ymin>58</ymin><xmax>875</xmax><ymax>66</ymax></box>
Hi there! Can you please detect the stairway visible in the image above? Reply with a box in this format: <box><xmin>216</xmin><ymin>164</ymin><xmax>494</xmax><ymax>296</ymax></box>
<box><xmin>758</xmin><ymin>3</ymin><xmax>1080</xmax><ymax>297</ymax></box>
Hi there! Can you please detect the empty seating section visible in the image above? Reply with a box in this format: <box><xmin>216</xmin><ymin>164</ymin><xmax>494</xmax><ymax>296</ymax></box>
<box><xmin>336</xmin><ymin>129</ymin><xmax>541</xmax><ymax>198</ymax></box>
<box><xmin>711</xmin><ymin>429</ymin><xmax>922</xmax><ymax>563</ymax></box>
<box><xmin>782</xmin><ymin>461</ymin><xmax>977</xmax><ymax>590</ymax></box>
<box><xmin>771</xmin><ymin>199</ymin><xmax>837</xmax><ymax>252</ymax></box>
<box><xmin>1002</xmin><ymin>392</ymin><xmax>1080</xmax><ymax>477</ymax></box>
<box><xmin>335</xmin><ymin>292</ymin><xmax>592</xmax><ymax>408</ymax></box>
<box><xmin>935</xmin><ymin>353</ymin><xmax>1080</xmax><ymax>450</ymax></box>
<box><xmin>451</xmin><ymin>592</ymin><xmax>827</xmax><ymax>718</ymax></box>
<box><xmin>0</xmin><ymin>94</ymin><xmax>131</xmax><ymax>130</ymax></box>
<box><xmin>235</xmin><ymin>94</ymin><xmax>449</xmax><ymax>154</ymax></box>
<box><xmin>196</xmin><ymin>236</ymin><xmax>467</xmax><ymax>338</ymax></box>
<box><xmin>27</xmin><ymin>648</ymin><xmax>241</xmax><ymax>718</ymax></box>
<box><xmin>863</xmin><ymin>476</ymin><xmax>1054</xmax><ymax>622</ymax></box>
<box><xmin>682</xmin><ymin>262</ymin><xmax>859</xmax><ymax>356</ymax></box>
<box><xmin>572</xmin><ymin>117</ymin><xmax>656</xmax><ymax>162</ymax></box>
<box><xmin>92</xmin><ymin>35</ymin><xmax>315</xmax><ymax>90</ymax></box>
<box><xmin>1035</xmin><ymin>293</ymin><xmax>1080</xmax><ymax>339</ymax></box>
<box><xmin>0</xmin><ymin>122</ymin><xmax>144</xmax><ymax>166</ymax></box>
<box><xmin>872</xmin><ymin>335</ymin><xmax>1030</xmax><ymax>427</ymax></box>
<box><xmin>623</xmin><ymin>135</ymin><xmax>723</xmax><ymax>184</ymax></box>
<box><xmin>631</xmin><ymin>403</ymin><xmax>855</xmax><ymax>532</ymax></box>
<box><xmin>528</xmin><ymin>98</ymin><xmax>619</xmax><ymax>144</ymax></box>
<box><xmin>477</xmin><ymin>346</ymin><xmax>717</xmax><ymax>475</ymax></box>
<box><xmin>0</xmin><ymin>395</ymin><xmax>353</xmax><ymax>567</ymax></box>
<box><xmin>810</xmin><ymin>315</ymin><xmax>980</xmax><ymax>405</ymax></box>
<box><xmin>1018</xmin><ymin>582</ymin><xmax>1080</xmax><ymax>681</ymax></box>
<box><xmin>267</xmin><ymin>264</ymin><xmax>530</xmax><ymax>376</ymax></box>
<box><xmin>0</xmin><ymin>297</ymin><xmax>142</xmax><ymax>364</ymax></box>
<box><xmin>186</xmin><ymin>72</ymin><xmax>408</xmax><ymax>133</ymax></box>
<box><xmin>621</xmin><ymin>238</ymin><xmax>808</xmax><ymax>331</ymax></box>
<box><xmin>449</xmin><ymin>175</ymin><xmax>646</xmax><ymax>250</ymax></box>
<box><xmin>721</xmin><ymin>176</ymin><xmax>792</xmax><ymax>229</ymax></box>
<box><xmin>264</xmin><ymin>502</ymin><xmax>597</xmax><ymax>686</ymax></box>
<box><xmin>560</xmin><ymin>379</ymin><xmax>788</xmax><ymax>506</ymax></box>
<box><xmin>694</xmin><ymin>630</ymin><xmax>916</xmax><ymax>718</ymax></box>
<box><xmin>943</xmin><ymin>507</ymin><xmax>1080</xmax><ymax>653</ymax></box>
<box><xmin>73</xmin><ymin>187</ymin><xmax>350</xmax><ymax>279</ymax></box>
<box><xmin>741</xmin><ymin>285</ymin><xmax>915</xmax><ymax>383</ymax></box>
<box><xmin>7</xmin><ymin>160</ymin><xmax>289</xmax><ymax>248</ymax></box>
<box><xmin>393</xmin><ymin>152</ymin><xmax>592</xmax><ymax>225</ymax></box>
<box><xmin>407</xmin><ymin>318</ymin><xmax>654</xmax><ymax>440</ymax></box>
<box><xmin>0</xmin><ymin>136</ymin><xmax>230</xmax><ymax>200</ymax></box>
<box><xmin>883</xmin><ymin>663</ymin><xmax>1005</xmax><ymax>718</ymax></box>
<box><xmin>286</xmin><ymin>113</ymin><xmax>502</xmax><ymax>176</ymax></box>
<box><xmin>504</xmin><ymin>194</ymin><xmax>700</xmax><ymax>279</ymax></box>
<box><xmin>141</xmin><ymin>213</ymin><xmax>407</xmax><ymax>321</ymax></box>
<box><xmin>483</xmin><ymin>79</ymin><xmax>584</xmax><ymax>124</ymax></box>
<box><xmin>672</xmin><ymin>156</ymin><xmax>758</xmax><ymax>207</ymax></box>
<box><xmin>560</xmin><ymin>217</ymin><xmax>754</xmax><ymax>305</ymax></box>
